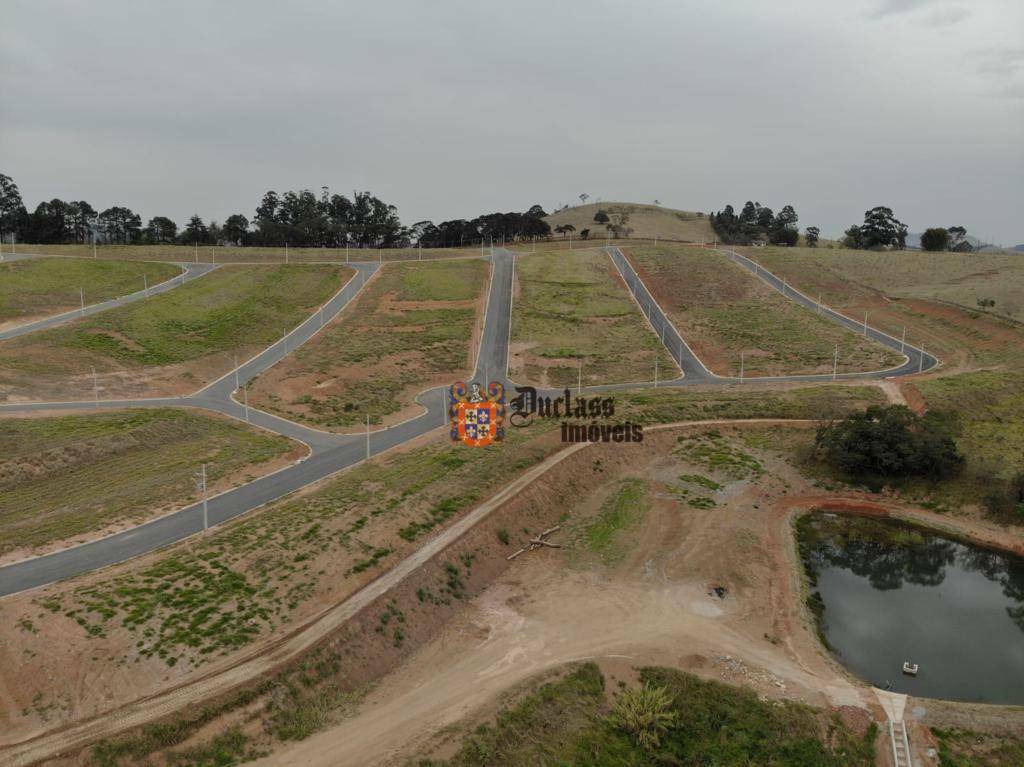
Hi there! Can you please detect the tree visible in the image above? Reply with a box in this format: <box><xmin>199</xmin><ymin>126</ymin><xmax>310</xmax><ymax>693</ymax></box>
<box><xmin>144</xmin><ymin>216</ymin><xmax>177</xmax><ymax>244</ymax></box>
<box><xmin>67</xmin><ymin>201</ymin><xmax>96</xmax><ymax>243</ymax></box>
<box><xmin>814</xmin><ymin>405</ymin><xmax>963</xmax><ymax>484</ymax></box>
<box><xmin>221</xmin><ymin>214</ymin><xmax>249</xmax><ymax>246</ymax></box>
<box><xmin>525</xmin><ymin>204</ymin><xmax>547</xmax><ymax>218</ymax></box>
<box><xmin>98</xmin><ymin>206</ymin><xmax>142</xmax><ymax>244</ymax></box>
<box><xmin>580</xmin><ymin>228</ymin><xmax>590</xmax><ymax>240</ymax></box>
<box><xmin>554</xmin><ymin>223</ymin><xmax>576</xmax><ymax>239</ymax></box>
<box><xmin>0</xmin><ymin>173</ymin><xmax>27</xmax><ymax>241</ymax></box>
<box><xmin>593</xmin><ymin>209</ymin><xmax>610</xmax><ymax>224</ymax></box>
<box><xmin>948</xmin><ymin>225</ymin><xmax>972</xmax><ymax>252</ymax></box>
<box><xmin>842</xmin><ymin>225</ymin><xmax>864</xmax><ymax>249</ymax></box>
<box><xmin>920</xmin><ymin>227</ymin><xmax>951</xmax><ymax>252</ymax></box>
<box><xmin>805</xmin><ymin>226</ymin><xmax>821</xmax><ymax>247</ymax></box>
<box><xmin>856</xmin><ymin>206</ymin><xmax>907</xmax><ymax>250</ymax></box>
<box><xmin>579</xmin><ymin>193</ymin><xmax>589</xmax><ymax>206</ymax></box>
<box><xmin>25</xmin><ymin>199</ymin><xmax>71</xmax><ymax>243</ymax></box>
<box><xmin>184</xmin><ymin>214</ymin><xmax>209</xmax><ymax>244</ymax></box>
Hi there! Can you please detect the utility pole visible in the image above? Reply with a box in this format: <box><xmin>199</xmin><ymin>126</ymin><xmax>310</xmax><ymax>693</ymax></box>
<box><xmin>817</xmin><ymin>293</ymin><xmax>822</xmax><ymax>314</ymax></box>
<box><xmin>900</xmin><ymin>326</ymin><xmax>906</xmax><ymax>354</ymax></box>
<box><xmin>863</xmin><ymin>311</ymin><xmax>869</xmax><ymax>336</ymax></box>
<box><xmin>144</xmin><ymin>274</ymin><xmax>149</xmax><ymax>297</ymax></box>
<box><xmin>196</xmin><ymin>464</ymin><xmax>209</xmax><ymax>531</ymax></box>
<box><xmin>92</xmin><ymin>233</ymin><xmax>97</xmax><ymax>259</ymax></box>
<box><xmin>80</xmin><ymin>287</ymin><xmax>85</xmax><ymax>316</ymax></box>
<box><xmin>832</xmin><ymin>345</ymin><xmax>839</xmax><ymax>381</ymax></box>
<box><xmin>243</xmin><ymin>386</ymin><xmax>250</xmax><ymax>423</ymax></box>
<box><xmin>919</xmin><ymin>347</ymin><xmax>925</xmax><ymax>373</ymax></box>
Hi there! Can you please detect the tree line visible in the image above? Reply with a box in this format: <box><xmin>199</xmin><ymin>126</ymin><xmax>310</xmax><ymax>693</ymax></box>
<box><xmin>709</xmin><ymin>201</ymin><xmax>801</xmax><ymax>246</ymax></box>
<box><xmin>0</xmin><ymin>172</ymin><xmax>550</xmax><ymax>248</ymax></box>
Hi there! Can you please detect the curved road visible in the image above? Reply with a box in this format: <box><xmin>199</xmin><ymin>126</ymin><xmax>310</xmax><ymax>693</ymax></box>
<box><xmin>0</xmin><ymin>261</ymin><xmax>215</xmax><ymax>342</ymax></box>
<box><xmin>0</xmin><ymin>245</ymin><xmax>932</xmax><ymax>597</ymax></box>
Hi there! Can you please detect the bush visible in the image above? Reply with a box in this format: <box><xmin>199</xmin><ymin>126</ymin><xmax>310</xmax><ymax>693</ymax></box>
<box><xmin>815</xmin><ymin>405</ymin><xmax>963</xmax><ymax>485</ymax></box>
<box><xmin>920</xmin><ymin>227</ymin><xmax>951</xmax><ymax>251</ymax></box>
<box><xmin>610</xmin><ymin>683</ymin><xmax>677</xmax><ymax>750</ymax></box>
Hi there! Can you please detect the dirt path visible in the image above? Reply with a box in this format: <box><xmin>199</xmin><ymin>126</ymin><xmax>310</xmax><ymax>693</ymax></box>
<box><xmin>0</xmin><ymin>418</ymin><xmax>820</xmax><ymax>767</ymax></box>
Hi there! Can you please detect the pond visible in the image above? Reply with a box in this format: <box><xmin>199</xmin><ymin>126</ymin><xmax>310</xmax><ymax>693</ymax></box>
<box><xmin>797</xmin><ymin>512</ymin><xmax>1024</xmax><ymax>704</ymax></box>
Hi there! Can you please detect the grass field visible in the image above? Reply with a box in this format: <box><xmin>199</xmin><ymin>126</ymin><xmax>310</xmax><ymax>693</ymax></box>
<box><xmin>0</xmin><ymin>264</ymin><xmax>350</xmax><ymax>400</ymax></box>
<box><xmin>544</xmin><ymin>201</ymin><xmax>715</xmax><ymax>243</ymax></box>
<box><xmin>626</xmin><ymin>244</ymin><xmax>904</xmax><ymax>376</ymax></box>
<box><xmin>423</xmin><ymin>662</ymin><xmax>876</xmax><ymax>766</ymax></box>
<box><xmin>249</xmin><ymin>259</ymin><xmax>487</xmax><ymax>428</ymax></box>
<box><xmin>11</xmin><ymin>243</ymin><xmax>483</xmax><ymax>264</ymax></box>
<box><xmin>509</xmin><ymin>248</ymin><xmax>674</xmax><ymax>386</ymax></box>
<box><xmin>0</xmin><ymin>409</ymin><xmax>295</xmax><ymax>557</ymax></box>
<box><xmin>0</xmin><ymin>258</ymin><xmax>180</xmax><ymax>326</ymax></box>
<box><xmin>745</xmin><ymin>246</ymin><xmax>1024</xmax><ymax>324</ymax></box>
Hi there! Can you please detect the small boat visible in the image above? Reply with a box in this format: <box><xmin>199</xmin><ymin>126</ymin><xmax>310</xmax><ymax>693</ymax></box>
<box><xmin>902</xmin><ymin>661</ymin><xmax>919</xmax><ymax>676</ymax></box>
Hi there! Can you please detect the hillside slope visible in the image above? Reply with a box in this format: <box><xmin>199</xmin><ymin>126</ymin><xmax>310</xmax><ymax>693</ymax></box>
<box><xmin>544</xmin><ymin>202</ymin><xmax>714</xmax><ymax>242</ymax></box>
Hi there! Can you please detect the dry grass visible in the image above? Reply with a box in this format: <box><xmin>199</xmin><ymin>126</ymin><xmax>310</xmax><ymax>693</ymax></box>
<box><xmin>626</xmin><ymin>244</ymin><xmax>903</xmax><ymax>376</ymax></box>
<box><xmin>248</xmin><ymin>259</ymin><xmax>488</xmax><ymax>428</ymax></box>
<box><xmin>509</xmin><ymin>248</ymin><xmax>674</xmax><ymax>386</ymax></box>
<box><xmin>544</xmin><ymin>202</ymin><xmax>714</xmax><ymax>243</ymax></box>
<box><xmin>744</xmin><ymin>246</ymin><xmax>1024</xmax><ymax>323</ymax></box>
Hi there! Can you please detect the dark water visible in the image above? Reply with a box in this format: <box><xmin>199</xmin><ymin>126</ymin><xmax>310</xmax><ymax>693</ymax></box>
<box><xmin>798</xmin><ymin>512</ymin><xmax>1024</xmax><ymax>704</ymax></box>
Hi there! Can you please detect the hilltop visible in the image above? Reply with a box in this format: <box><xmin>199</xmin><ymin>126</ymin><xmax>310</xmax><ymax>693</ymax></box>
<box><xmin>544</xmin><ymin>201</ymin><xmax>715</xmax><ymax>243</ymax></box>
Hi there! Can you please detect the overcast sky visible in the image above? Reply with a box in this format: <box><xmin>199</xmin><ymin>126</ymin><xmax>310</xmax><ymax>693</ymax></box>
<box><xmin>2</xmin><ymin>0</ymin><xmax>1022</xmax><ymax>243</ymax></box>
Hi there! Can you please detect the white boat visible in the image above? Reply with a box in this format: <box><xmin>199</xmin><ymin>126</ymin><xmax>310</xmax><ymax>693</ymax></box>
<box><xmin>902</xmin><ymin>661</ymin><xmax>919</xmax><ymax>676</ymax></box>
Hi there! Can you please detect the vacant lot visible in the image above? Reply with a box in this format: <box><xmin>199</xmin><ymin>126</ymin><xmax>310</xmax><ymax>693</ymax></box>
<box><xmin>0</xmin><ymin>264</ymin><xmax>350</xmax><ymax>401</ymax></box>
<box><xmin>746</xmin><ymin>246</ymin><xmax>1024</xmax><ymax>324</ymax></box>
<box><xmin>0</xmin><ymin>385</ymin><xmax>884</xmax><ymax>751</ymax></box>
<box><xmin>12</xmin><ymin>243</ymin><xmax>481</xmax><ymax>264</ymax></box>
<box><xmin>544</xmin><ymin>201</ymin><xmax>714</xmax><ymax>243</ymax></box>
<box><xmin>510</xmin><ymin>248</ymin><xmax>674</xmax><ymax>386</ymax></box>
<box><xmin>249</xmin><ymin>259</ymin><xmax>487</xmax><ymax>429</ymax></box>
<box><xmin>627</xmin><ymin>244</ymin><xmax>904</xmax><ymax>377</ymax></box>
<box><xmin>0</xmin><ymin>408</ymin><xmax>296</xmax><ymax>560</ymax></box>
<box><xmin>0</xmin><ymin>258</ymin><xmax>180</xmax><ymax>329</ymax></box>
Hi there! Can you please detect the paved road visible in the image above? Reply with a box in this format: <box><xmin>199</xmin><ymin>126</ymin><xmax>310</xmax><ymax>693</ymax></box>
<box><xmin>604</xmin><ymin>246</ymin><xmax>937</xmax><ymax>387</ymax></box>
<box><xmin>0</xmin><ymin>262</ymin><xmax>215</xmax><ymax>342</ymax></box>
<box><xmin>0</xmin><ymin>244</ymin><xmax>934</xmax><ymax>596</ymax></box>
<box><xmin>0</xmin><ymin>252</ymin><xmax>517</xmax><ymax>597</ymax></box>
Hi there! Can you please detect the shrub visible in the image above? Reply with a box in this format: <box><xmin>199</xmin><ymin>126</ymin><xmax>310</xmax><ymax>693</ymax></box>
<box><xmin>610</xmin><ymin>683</ymin><xmax>677</xmax><ymax>750</ymax></box>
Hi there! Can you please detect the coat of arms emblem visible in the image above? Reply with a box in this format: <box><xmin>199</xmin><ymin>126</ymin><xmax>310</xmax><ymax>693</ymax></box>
<box><xmin>449</xmin><ymin>380</ymin><xmax>505</xmax><ymax>447</ymax></box>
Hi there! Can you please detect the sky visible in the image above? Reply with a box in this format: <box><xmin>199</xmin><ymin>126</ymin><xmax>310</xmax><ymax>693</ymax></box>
<box><xmin>2</xmin><ymin>0</ymin><xmax>1022</xmax><ymax>244</ymax></box>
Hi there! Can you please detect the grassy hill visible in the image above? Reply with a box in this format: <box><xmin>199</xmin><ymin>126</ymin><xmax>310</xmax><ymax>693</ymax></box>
<box><xmin>544</xmin><ymin>202</ymin><xmax>714</xmax><ymax>243</ymax></box>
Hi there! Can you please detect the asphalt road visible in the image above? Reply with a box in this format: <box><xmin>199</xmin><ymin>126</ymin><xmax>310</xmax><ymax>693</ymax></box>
<box><xmin>0</xmin><ymin>262</ymin><xmax>215</xmax><ymax>342</ymax></box>
<box><xmin>0</xmin><ymin>253</ymin><xmax>516</xmax><ymax>597</ymax></box>
<box><xmin>0</xmin><ymin>245</ymin><xmax>934</xmax><ymax>596</ymax></box>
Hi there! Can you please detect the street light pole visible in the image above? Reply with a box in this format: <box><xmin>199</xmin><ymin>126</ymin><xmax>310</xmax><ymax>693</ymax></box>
<box><xmin>832</xmin><ymin>345</ymin><xmax>839</xmax><ymax>380</ymax></box>
<box><xmin>80</xmin><ymin>287</ymin><xmax>85</xmax><ymax>316</ymax></box>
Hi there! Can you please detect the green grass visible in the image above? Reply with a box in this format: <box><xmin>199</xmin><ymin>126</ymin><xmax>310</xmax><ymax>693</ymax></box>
<box><xmin>36</xmin><ymin>422</ymin><xmax>560</xmax><ymax>666</ymax></box>
<box><xmin>250</xmin><ymin>259</ymin><xmax>487</xmax><ymax>427</ymax></box>
<box><xmin>0</xmin><ymin>408</ymin><xmax>293</xmax><ymax>556</ymax></box>
<box><xmin>674</xmin><ymin>430</ymin><xmax>765</xmax><ymax>479</ymax></box>
<box><xmin>580</xmin><ymin>478</ymin><xmax>648</xmax><ymax>563</ymax></box>
<box><xmin>510</xmin><ymin>248</ymin><xmax>674</xmax><ymax>386</ymax></box>
<box><xmin>0</xmin><ymin>258</ymin><xmax>180</xmax><ymax>324</ymax></box>
<box><xmin>627</xmin><ymin>244</ymin><xmax>904</xmax><ymax>376</ymax></box>
<box><xmin>614</xmin><ymin>384</ymin><xmax>887</xmax><ymax>424</ymax></box>
<box><xmin>0</xmin><ymin>264</ymin><xmax>348</xmax><ymax>375</ymax></box>
<box><xmin>421</xmin><ymin>662</ymin><xmax>877</xmax><ymax>766</ymax></box>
